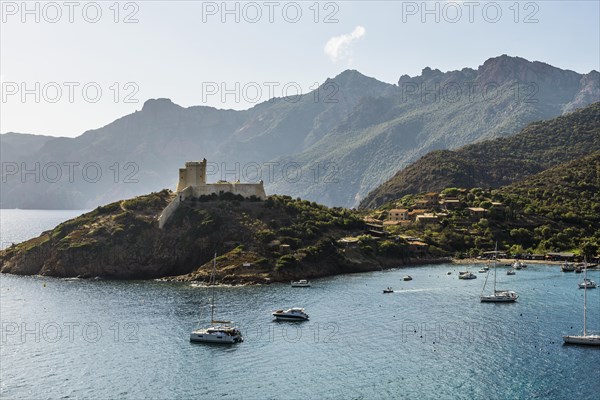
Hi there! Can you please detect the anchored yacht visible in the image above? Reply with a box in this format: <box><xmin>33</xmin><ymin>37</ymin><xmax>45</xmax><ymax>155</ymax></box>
<box><xmin>272</xmin><ymin>308</ymin><xmax>310</xmax><ymax>321</ymax></box>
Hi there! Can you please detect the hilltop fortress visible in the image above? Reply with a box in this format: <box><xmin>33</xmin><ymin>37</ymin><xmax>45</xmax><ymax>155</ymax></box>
<box><xmin>159</xmin><ymin>158</ymin><xmax>266</xmax><ymax>228</ymax></box>
<box><xmin>175</xmin><ymin>159</ymin><xmax>266</xmax><ymax>199</ymax></box>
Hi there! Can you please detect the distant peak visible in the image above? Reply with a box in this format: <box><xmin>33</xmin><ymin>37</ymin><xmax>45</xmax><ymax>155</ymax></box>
<box><xmin>421</xmin><ymin>66</ymin><xmax>443</xmax><ymax>77</ymax></box>
<box><xmin>330</xmin><ymin>69</ymin><xmax>372</xmax><ymax>83</ymax></box>
<box><xmin>141</xmin><ymin>98</ymin><xmax>181</xmax><ymax>112</ymax></box>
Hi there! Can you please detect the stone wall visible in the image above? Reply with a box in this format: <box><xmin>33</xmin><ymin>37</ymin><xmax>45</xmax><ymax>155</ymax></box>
<box><xmin>194</xmin><ymin>183</ymin><xmax>266</xmax><ymax>200</ymax></box>
<box><xmin>158</xmin><ymin>186</ymin><xmax>193</xmax><ymax>229</ymax></box>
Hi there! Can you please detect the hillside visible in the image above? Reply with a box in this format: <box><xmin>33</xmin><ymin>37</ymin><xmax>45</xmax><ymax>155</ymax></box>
<box><xmin>360</xmin><ymin>102</ymin><xmax>600</xmax><ymax>209</ymax></box>
<box><xmin>0</xmin><ymin>193</ymin><xmax>440</xmax><ymax>283</ymax></box>
<box><xmin>364</xmin><ymin>151</ymin><xmax>600</xmax><ymax>257</ymax></box>
<box><xmin>2</xmin><ymin>55</ymin><xmax>599</xmax><ymax>209</ymax></box>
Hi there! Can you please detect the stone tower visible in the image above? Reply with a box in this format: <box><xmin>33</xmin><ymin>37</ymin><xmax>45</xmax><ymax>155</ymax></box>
<box><xmin>176</xmin><ymin>158</ymin><xmax>207</xmax><ymax>192</ymax></box>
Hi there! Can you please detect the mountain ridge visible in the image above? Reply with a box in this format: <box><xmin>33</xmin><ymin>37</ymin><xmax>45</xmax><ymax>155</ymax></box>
<box><xmin>2</xmin><ymin>55</ymin><xmax>598</xmax><ymax>209</ymax></box>
<box><xmin>359</xmin><ymin>102</ymin><xmax>600</xmax><ymax>208</ymax></box>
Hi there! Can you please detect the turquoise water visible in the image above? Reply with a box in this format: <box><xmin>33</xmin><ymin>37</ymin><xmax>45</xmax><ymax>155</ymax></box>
<box><xmin>1</xmin><ymin>210</ymin><xmax>599</xmax><ymax>399</ymax></box>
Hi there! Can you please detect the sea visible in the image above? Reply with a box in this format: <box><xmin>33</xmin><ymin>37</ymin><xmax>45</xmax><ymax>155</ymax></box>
<box><xmin>1</xmin><ymin>209</ymin><xmax>599</xmax><ymax>399</ymax></box>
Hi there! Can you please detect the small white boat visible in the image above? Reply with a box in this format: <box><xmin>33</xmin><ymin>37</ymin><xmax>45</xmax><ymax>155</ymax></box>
<box><xmin>291</xmin><ymin>279</ymin><xmax>311</xmax><ymax>287</ymax></box>
<box><xmin>403</xmin><ymin>275</ymin><xmax>412</xmax><ymax>281</ymax></box>
<box><xmin>478</xmin><ymin>268</ymin><xmax>487</xmax><ymax>273</ymax></box>
<box><xmin>458</xmin><ymin>271</ymin><xmax>477</xmax><ymax>280</ymax></box>
<box><xmin>512</xmin><ymin>261</ymin><xmax>523</xmax><ymax>270</ymax></box>
<box><xmin>579</xmin><ymin>278</ymin><xmax>597</xmax><ymax>289</ymax></box>
<box><xmin>561</xmin><ymin>262</ymin><xmax>576</xmax><ymax>272</ymax></box>
<box><xmin>506</xmin><ymin>269</ymin><xmax>516</xmax><ymax>276</ymax></box>
<box><xmin>272</xmin><ymin>307</ymin><xmax>309</xmax><ymax>321</ymax></box>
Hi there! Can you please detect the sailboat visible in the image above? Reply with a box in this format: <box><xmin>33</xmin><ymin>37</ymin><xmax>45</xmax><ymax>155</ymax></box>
<box><xmin>190</xmin><ymin>253</ymin><xmax>243</xmax><ymax>344</ymax></box>
<box><xmin>480</xmin><ymin>243</ymin><xmax>518</xmax><ymax>302</ymax></box>
<box><xmin>563</xmin><ymin>259</ymin><xmax>600</xmax><ymax>345</ymax></box>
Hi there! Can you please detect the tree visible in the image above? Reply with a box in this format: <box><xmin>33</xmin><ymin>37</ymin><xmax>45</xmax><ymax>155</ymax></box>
<box><xmin>581</xmin><ymin>241</ymin><xmax>599</xmax><ymax>260</ymax></box>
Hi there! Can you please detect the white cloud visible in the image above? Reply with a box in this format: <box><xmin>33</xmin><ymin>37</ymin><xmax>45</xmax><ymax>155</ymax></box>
<box><xmin>324</xmin><ymin>26</ymin><xmax>366</xmax><ymax>64</ymax></box>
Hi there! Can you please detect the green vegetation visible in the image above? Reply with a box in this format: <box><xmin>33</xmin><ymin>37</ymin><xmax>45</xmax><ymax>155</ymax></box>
<box><xmin>370</xmin><ymin>151</ymin><xmax>600</xmax><ymax>257</ymax></box>
<box><xmin>2</xmin><ymin>192</ymin><xmax>437</xmax><ymax>282</ymax></box>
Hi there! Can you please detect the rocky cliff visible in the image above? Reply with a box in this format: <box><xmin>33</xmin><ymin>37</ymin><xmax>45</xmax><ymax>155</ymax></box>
<box><xmin>0</xmin><ymin>192</ymin><xmax>439</xmax><ymax>283</ymax></box>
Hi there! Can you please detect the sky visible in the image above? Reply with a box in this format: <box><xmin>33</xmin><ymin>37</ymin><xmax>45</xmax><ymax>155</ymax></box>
<box><xmin>1</xmin><ymin>0</ymin><xmax>599</xmax><ymax>137</ymax></box>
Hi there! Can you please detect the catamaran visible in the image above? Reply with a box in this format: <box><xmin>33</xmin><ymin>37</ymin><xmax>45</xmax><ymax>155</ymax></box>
<box><xmin>563</xmin><ymin>260</ymin><xmax>600</xmax><ymax>346</ymax></box>
<box><xmin>190</xmin><ymin>253</ymin><xmax>243</xmax><ymax>344</ymax></box>
<box><xmin>480</xmin><ymin>244</ymin><xmax>518</xmax><ymax>303</ymax></box>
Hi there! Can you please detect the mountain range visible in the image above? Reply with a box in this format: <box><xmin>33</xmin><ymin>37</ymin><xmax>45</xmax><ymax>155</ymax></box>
<box><xmin>360</xmin><ymin>102</ymin><xmax>600</xmax><ymax>208</ymax></box>
<box><xmin>2</xmin><ymin>55</ymin><xmax>599</xmax><ymax>209</ymax></box>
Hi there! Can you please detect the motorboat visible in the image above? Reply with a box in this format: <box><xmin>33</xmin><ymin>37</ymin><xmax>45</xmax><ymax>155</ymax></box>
<box><xmin>561</xmin><ymin>263</ymin><xmax>576</xmax><ymax>272</ymax></box>
<box><xmin>383</xmin><ymin>287</ymin><xmax>394</xmax><ymax>293</ymax></box>
<box><xmin>272</xmin><ymin>307</ymin><xmax>309</xmax><ymax>321</ymax></box>
<box><xmin>478</xmin><ymin>268</ymin><xmax>487</xmax><ymax>273</ymax></box>
<box><xmin>506</xmin><ymin>268</ymin><xmax>516</xmax><ymax>276</ymax></box>
<box><xmin>579</xmin><ymin>278</ymin><xmax>597</xmax><ymax>289</ymax></box>
<box><xmin>512</xmin><ymin>261</ymin><xmax>523</xmax><ymax>270</ymax></box>
<box><xmin>291</xmin><ymin>279</ymin><xmax>311</xmax><ymax>287</ymax></box>
<box><xmin>403</xmin><ymin>275</ymin><xmax>412</xmax><ymax>281</ymax></box>
<box><xmin>563</xmin><ymin>259</ymin><xmax>600</xmax><ymax>346</ymax></box>
<box><xmin>458</xmin><ymin>271</ymin><xmax>477</xmax><ymax>280</ymax></box>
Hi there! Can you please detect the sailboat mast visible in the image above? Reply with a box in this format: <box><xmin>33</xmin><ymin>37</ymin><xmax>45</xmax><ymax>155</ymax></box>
<box><xmin>211</xmin><ymin>252</ymin><xmax>216</xmax><ymax>323</ymax></box>
<box><xmin>583</xmin><ymin>257</ymin><xmax>587</xmax><ymax>336</ymax></box>
<box><xmin>493</xmin><ymin>242</ymin><xmax>498</xmax><ymax>292</ymax></box>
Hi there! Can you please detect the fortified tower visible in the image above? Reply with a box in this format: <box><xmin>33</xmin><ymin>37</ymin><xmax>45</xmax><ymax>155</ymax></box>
<box><xmin>176</xmin><ymin>159</ymin><xmax>207</xmax><ymax>192</ymax></box>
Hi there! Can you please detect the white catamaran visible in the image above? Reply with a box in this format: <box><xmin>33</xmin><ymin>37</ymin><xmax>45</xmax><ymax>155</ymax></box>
<box><xmin>190</xmin><ymin>253</ymin><xmax>243</xmax><ymax>344</ymax></box>
<box><xmin>480</xmin><ymin>244</ymin><xmax>518</xmax><ymax>303</ymax></box>
<box><xmin>563</xmin><ymin>259</ymin><xmax>600</xmax><ymax>346</ymax></box>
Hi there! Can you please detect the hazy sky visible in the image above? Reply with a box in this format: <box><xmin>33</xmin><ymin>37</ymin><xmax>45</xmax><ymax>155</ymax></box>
<box><xmin>1</xmin><ymin>1</ymin><xmax>599</xmax><ymax>137</ymax></box>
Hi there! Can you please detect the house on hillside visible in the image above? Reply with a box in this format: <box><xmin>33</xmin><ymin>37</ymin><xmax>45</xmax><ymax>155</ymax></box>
<box><xmin>439</xmin><ymin>198</ymin><xmax>462</xmax><ymax>210</ymax></box>
<box><xmin>416</xmin><ymin>213</ymin><xmax>439</xmax><ymax>225</ymax></box>
<box><xmin>387</xmin><ymin>208</ymin><xmax>409</xmax><ymax>222</ymax></box>
<box><xmin>408</xmin><ymin>209</ymin><xmax>427</xmax><ymax>221</ymax></box>
<box><xmin>467</xmin><ymin>207</ymin><xmax>486</xmax><ymax>220</ymax></box>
